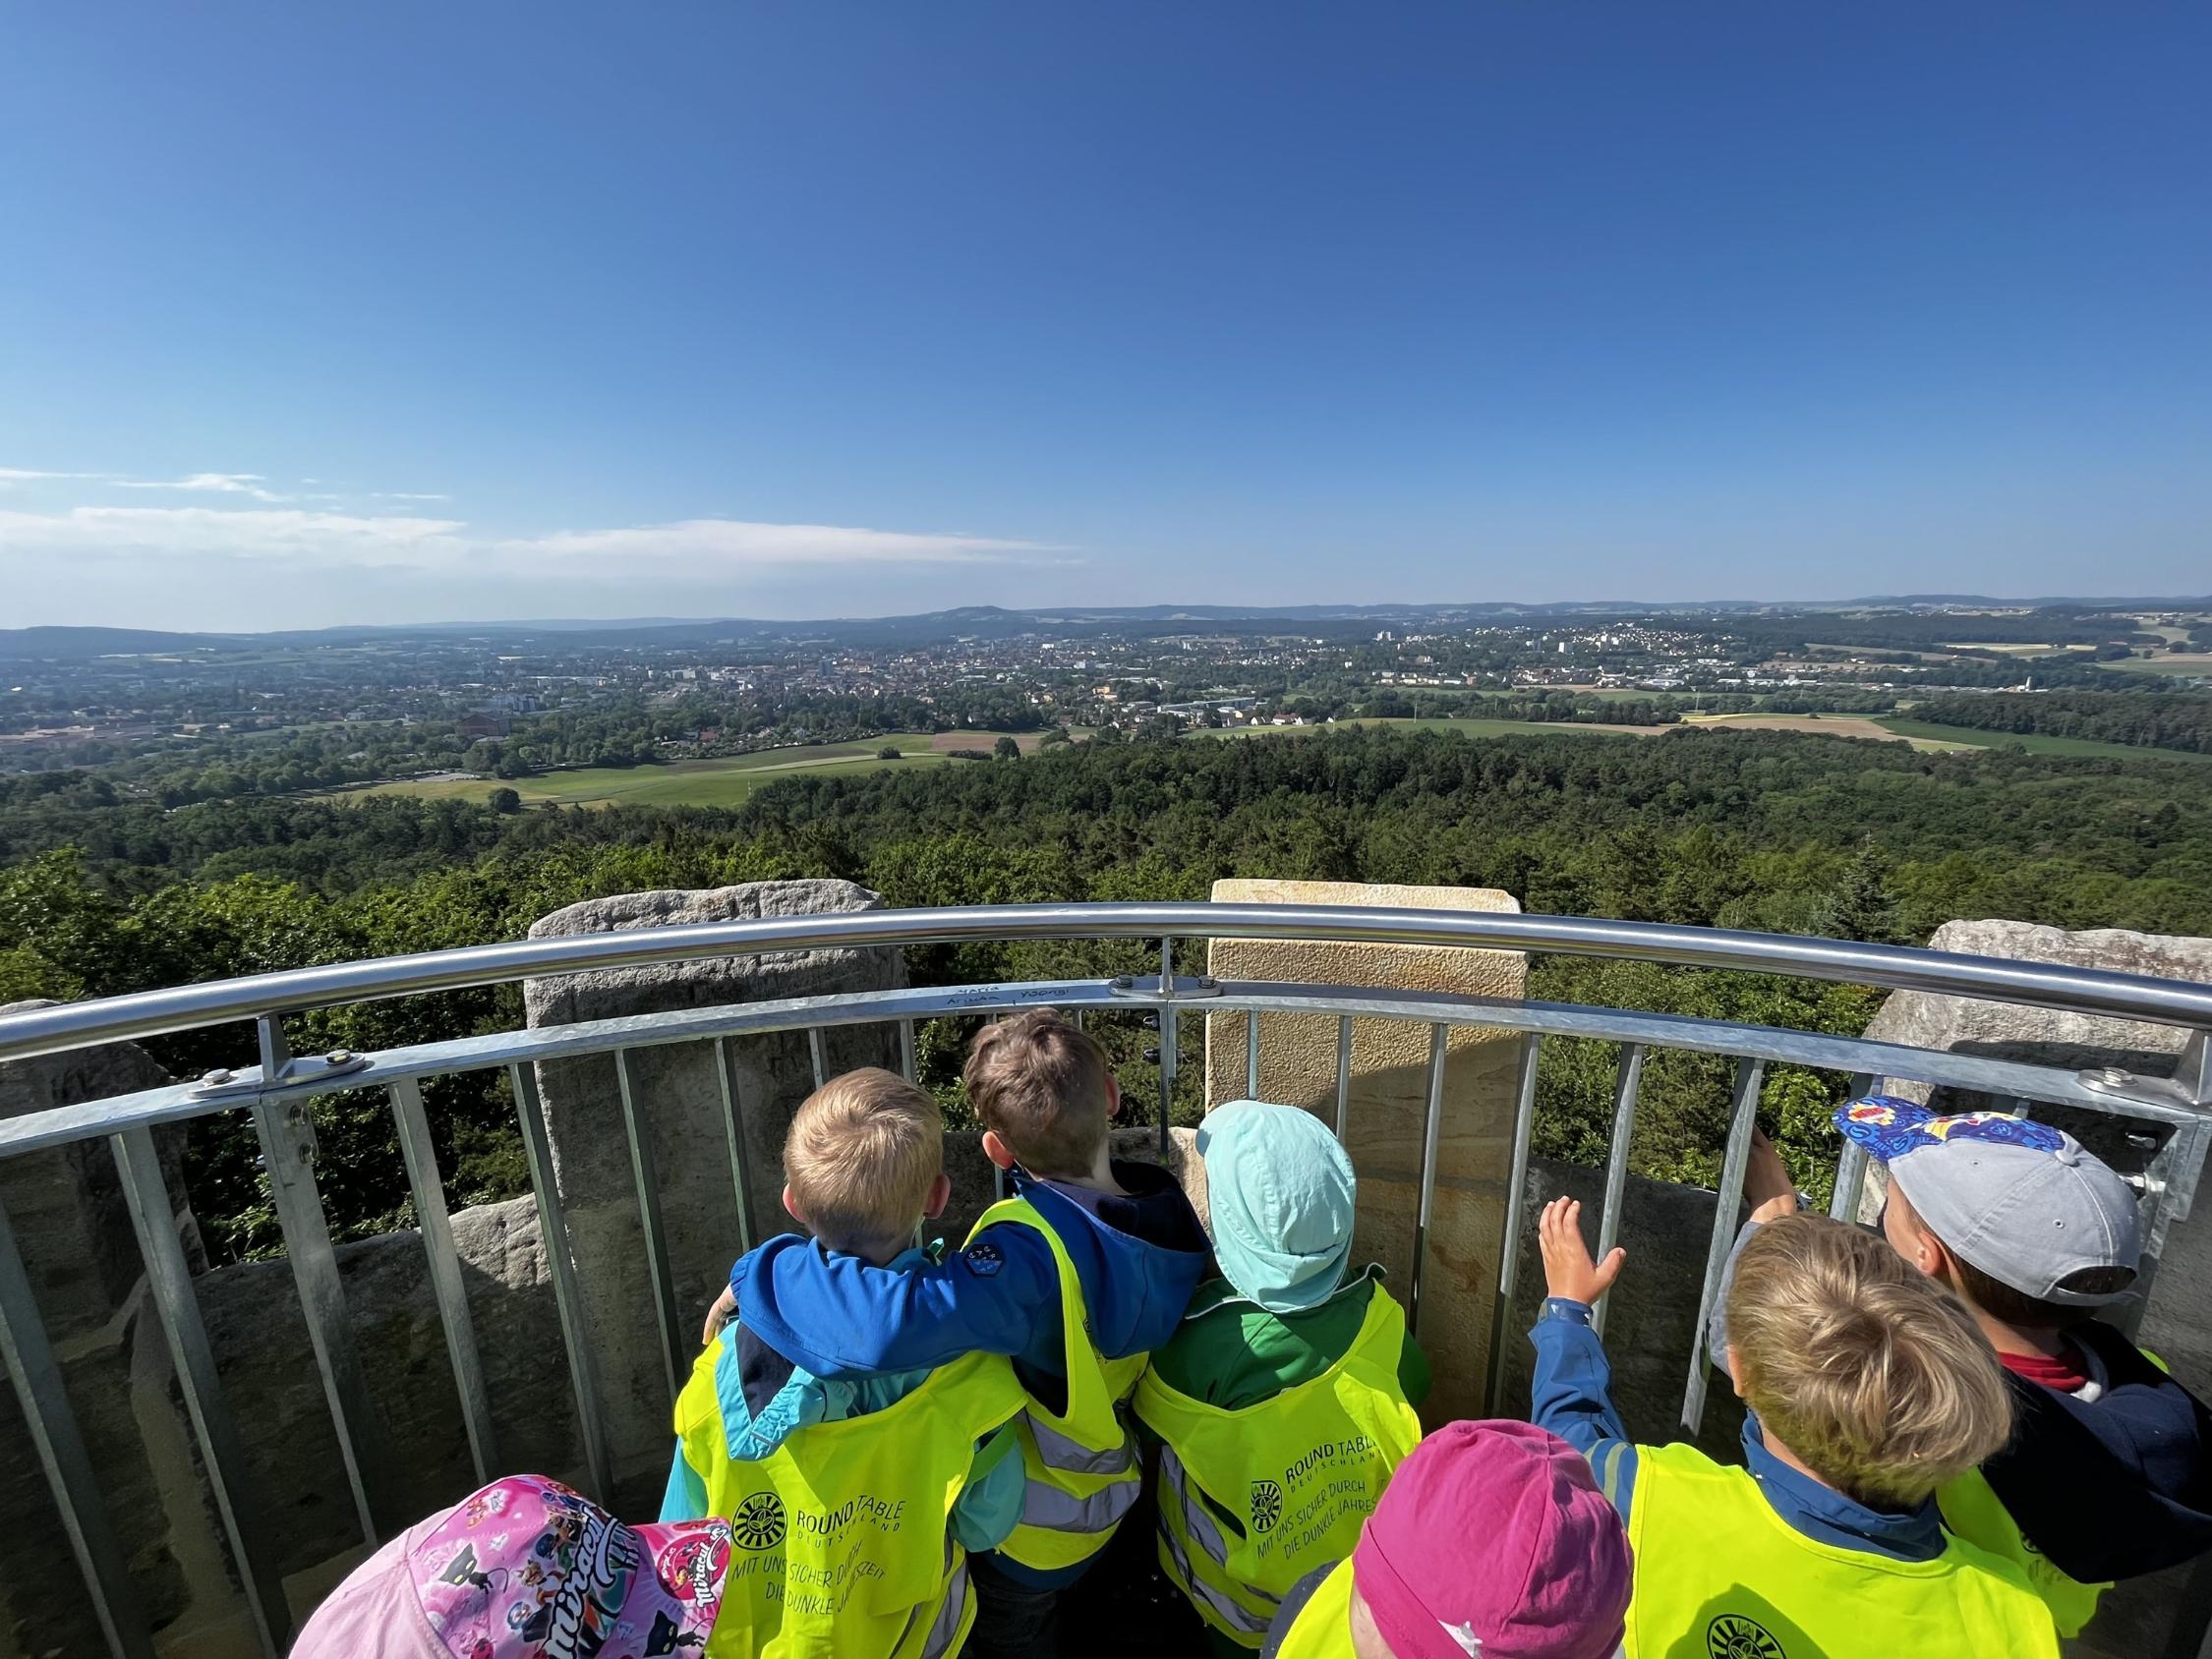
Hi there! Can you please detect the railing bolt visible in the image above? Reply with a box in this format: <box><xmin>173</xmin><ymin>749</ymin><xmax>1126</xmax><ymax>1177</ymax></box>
<box><xmin>1143</xmin><ymin>1047</ymin><xmax>1161</xmax><ymax>1064</ymax></box>
<box><xmin>2128</xmin><ymin>1131</ymin><xmax>2159</xmax><ymax>1149</ymax></box>
<box><xmin>202</xmin><ymin>1068</ymin><xmax>233</xmax><ymax>1087</ymax></box>
<box><xmin>325</xmin><ymin>1049</ymin><xmax>354</xmax><ymax>1065</ymax></box>
<box><xmin>1111</xmin><ymin>976</ymin><xmax>1135</xmax><ymax>991</ymax></box>
<box><xmin>2101</xmin><ymin>1067</ymin><xmax>2131</xmax><ymax>1086</ymax></box>
<box><xmin>1196</xmin><ymin>975</ymin><xmax>1216</xmax><ymax>990</ymax></box>
<box><xmin>1143</xmin><ymin>1013</ymin><xmax>1160</xmax><ymax>1030</ymax></box>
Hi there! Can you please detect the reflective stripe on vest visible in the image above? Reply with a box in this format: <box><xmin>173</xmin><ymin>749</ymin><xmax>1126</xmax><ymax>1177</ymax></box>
<box><xmin>1156</xmin><ymin>1501</ymin><xmax>1274</xmax><ymax>1638</ymax></box>
<box><xmin>1937</xmin><ymin>1468</ymin><xmax>2107</xmax><ymax>1639</ymax></box>
<box><xmin>964</xmin><ymin>1195</ymin><xmax>1150</xmax><ymax>1572</ymax></box>
<box><xmin>1133</xmin><ymin>1277</ymin><xmax>1422</xmax><ymax>1633</ymax></box>
<box><xmin>674</xmin><ymin>1338</ymin><xmax>1025</xmax><ymax>1659</ymax></box>
<box><xmin>1623</xmin><ymin>1443</ymin><xmax>2062</xmax><ymax>1659</ymax></box>
<box><xmin>1027</xmin><ymin>1410</ymin><xmax>1136</xmax><ymax>1477</ymax></box>
<box><xmin>1269</xmin><ymin>1559</ymin><xmax>1356</xmax><ymax>1659</ymax></box>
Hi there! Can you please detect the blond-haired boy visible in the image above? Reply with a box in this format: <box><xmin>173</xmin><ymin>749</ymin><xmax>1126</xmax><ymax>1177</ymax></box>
<box><xmin>664</xmin><ymin>1068</ymin><xmax>1029</xmax><ymax>1659</ymax></box>
<box><xmin>1533</xmin><ymin>1200</ymin><xmax>2060</xmax><ymax>1657</ymax></box>
<box><xmin>709</xmin><ymin>1011</ymin><xmax>1210</xmax><ymax>1658</ymax></box>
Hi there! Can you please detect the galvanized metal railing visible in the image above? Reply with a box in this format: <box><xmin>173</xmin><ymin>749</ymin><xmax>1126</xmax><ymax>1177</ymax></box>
<box><xmin>1</xmin><ymin>902</ymin><xmax>2209</xmax><ymax>1659</ymax></box>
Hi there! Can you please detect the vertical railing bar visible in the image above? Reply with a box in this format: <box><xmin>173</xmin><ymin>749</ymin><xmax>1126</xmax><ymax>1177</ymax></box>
<box><xmin>250</xmin><ymin>1098</ymin><xmax>388</xmax><ymax>1545</ymax></box>
<box><xmin>509</xmin><ymin>1063</ymin><xmax>614</xmax><ymax>1499</ymax></box>
<box><xmin>808</xmin><ymin>1026</ymin><xmax>828</xmax><ymax>1091</ymax></box>
<box><xmin>1407</xmin><ymin>1023</ymin><xmax>1450</xmax><ymax>1340</ymax></box>
<box><xmin>1484</xmin><ymin>1032</ymin><xmax>1544</xmax><ymax>1415</ymax></box>
<box><xmin>1333</xmin><ymin>1016</ymin><xmax>1354</xmax><ymax>1141</ymax></box>
<box><xmin>1590</xmin><ymin>1043</ymin><xmax>1645</xmax><ymax>1342</ymax></box>
<box><xmin>1245</xmin><ymin>1010</ymin><xmax>1261</xmax><ymax>1101</ymax></box>
<box><xmin>899</xmin><ymin>1018</ymin><xmax>918</xmax><ymax>1083</ymax></box>
<box><xmin>387</xmin><ymin>1078</ymin><xmax>497</xmax><ymax>1481</ymax></box>
<box><xmin>1829</xmin><ymin>1070</ymin><xmax>1880</xmax><ymax>1222</ymax></box>
<box><xmin>1070</xmin><ymin>1008</ymin><xmax>1083</xmax><ymax>1032</ymax></box>
<box><xmin>714</xmin><ymin>1040</ymin><xmax>759</xmax><ymax>1252</ymax></box>
<box><xmin>1682</xmin><ymin>1058</ymin><xmax>1767</xmax><ymax>1435</ymax></box>
<box><xmin>1157</xmin><ymin>937</ymin><xmax>1178</xmax><ymax>1160</ymax></box>
<box><xmin>0</xmin><ymin>1192</ymin><xmax>157</xmax><ymax>1659</ymax></box>
<box><xmin>112</xmin><ymin>1126</ymin><xmax>292</xmax><ymax>1658</ymax></box>
<box><xmin>614</xmin><ymin>1049</ymin><xmax>685</xmax><ymax>1410</ymax></box>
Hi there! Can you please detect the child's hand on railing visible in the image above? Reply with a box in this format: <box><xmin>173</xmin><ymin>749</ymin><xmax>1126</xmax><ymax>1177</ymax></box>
<box><xmin>1539</xmin><ymin>1196</ymin><xmax>1626</xmax><ymax>1307</ymax></box>
<box><xmin>701</xmin><ymin>1285</ymin><xmax>737</xmax><ymax>1347</ymax></box>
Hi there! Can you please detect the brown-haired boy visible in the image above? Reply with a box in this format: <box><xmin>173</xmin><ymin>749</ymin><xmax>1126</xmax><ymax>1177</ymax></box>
<box><xmin>1834</xmin><ymin>1098</ymin><xmax>2212</xmax><ymax>1635</ymax></box>
<box><xmin>706</xmin><ymin>1010</ymin><xmax>1210</xmax><ymax>1657</ymax></box>
<box><xmin>663</xmin><ymin>1069</ymin><xmax>1030</xmax><ymax>1658</ymax></box>
<box><xmin>1533</xmin><ymin>1199</ymin><xmax>2060</xmax><ymax>1656</ymax></box>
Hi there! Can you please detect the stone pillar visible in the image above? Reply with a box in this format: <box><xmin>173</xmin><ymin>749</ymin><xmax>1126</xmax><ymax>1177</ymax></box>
<box><xmin>523</xmin><ymin>881</ymin><xmax>905</xmax><ymax>1491</ymax></box>
<box><xmin>1201</xmin><ymin>880</ymin><xmax>1527</xmax><ymax>1422</ymax></box>
<box><xmin>1857</xmin><ymin>920</ymin><xmax>2212</xmax><ymax>1659</ymax></box>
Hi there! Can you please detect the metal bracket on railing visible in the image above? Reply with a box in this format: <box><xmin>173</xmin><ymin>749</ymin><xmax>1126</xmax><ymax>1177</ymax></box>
<box><xmin>1107</xmin><ymin>973</ymin><xmax>1221</xmax><ymax>1000</ymax></box>
<box><xmin>188</xmin><ymin>1052</ymin><xmax>372</xmax><ymax>1101</ymax></box>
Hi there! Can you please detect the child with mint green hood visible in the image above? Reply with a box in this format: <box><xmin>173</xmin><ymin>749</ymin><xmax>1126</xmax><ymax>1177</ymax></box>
<box><xmin>1135</xmin><ymin>1101</ymin><xmax>1430</xmax><ymax>1654</ymax></box>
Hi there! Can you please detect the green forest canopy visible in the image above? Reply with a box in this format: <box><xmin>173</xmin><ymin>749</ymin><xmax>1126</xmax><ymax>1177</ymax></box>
<box><xmin>5</xmin><ymin>723</ymin><xmax>2206</xmax><ymax>1260</ymax></box>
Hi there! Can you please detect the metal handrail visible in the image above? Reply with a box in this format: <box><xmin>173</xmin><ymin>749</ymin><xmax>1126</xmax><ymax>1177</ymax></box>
<box><xmin>6</xmin><ymin>901</ymin><xmax>2212</xmax><ymax>1064</ymax></box>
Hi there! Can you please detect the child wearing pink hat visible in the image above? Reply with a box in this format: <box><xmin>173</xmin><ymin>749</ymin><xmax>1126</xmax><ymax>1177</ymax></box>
<box><xmin>1259</xmin><ymin>1418</ymin><xmax>1633</xmax><ymax>1659</ymax></box>
<box><xmin>290</xmin><ymin>1473</ymin><xmax>731</xmax><ymax>1659</ymax></box>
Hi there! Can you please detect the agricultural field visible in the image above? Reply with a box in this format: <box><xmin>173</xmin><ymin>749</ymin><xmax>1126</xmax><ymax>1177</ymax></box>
<box><xmin>328</xmin><ymin>731</ymin><xmax>1051</xmax><ymax>808</ymax></box>
<box><xmin>1197</xmin><ymin>715</ymin><xmax>1659</xmax><ymax>742</ymax></box>
<box><xmin>1870</xmin><ymin>717</ymin><xmax>2212</xmax><ymax>763</ymax></box>
<box><xmin>2094</xmin><ymin>655</ymin><xmax>2212</xmax><ymax>679</ymax></box>
<box><xmin>1677</xmin><ymin>713</ymin><xmax>1966</xmax><ymax>751</ymax></box>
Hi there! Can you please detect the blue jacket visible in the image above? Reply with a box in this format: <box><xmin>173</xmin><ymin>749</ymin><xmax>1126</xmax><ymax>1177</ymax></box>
<box><xmin>662</xmin><ymin>1244</ymin><xmax>1024</xmax><ymax>1552</ymax></box>
<box><xmin>1529</xmin><ymin>1296</ymin><xmax>1949</xmax><ymax>1562</ymax></box>
<box><xmin>729</xmin><ymin>1161</ymin><xmax>1212</xmax><ymax>1410</ymax></box>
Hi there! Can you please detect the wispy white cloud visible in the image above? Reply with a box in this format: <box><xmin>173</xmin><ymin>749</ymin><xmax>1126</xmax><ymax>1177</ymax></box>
<box><xmin>0</xmin><ymin>467</ymin><xmax>112</xmax><ymax>486</ymax></box>
<box><xmin>111</xmin><ymin>472</ymin><xmax>289</xmax><ymax>503</ymax></box>
<box><xmin>371</xmin><ymin>490</ymin><xmax>450</xmax><ymax>502</ymax></box>
<box><xmin>0</xmin><ymin>505</ymin><xmax>1070</xmax><ymax>578</ymax></box>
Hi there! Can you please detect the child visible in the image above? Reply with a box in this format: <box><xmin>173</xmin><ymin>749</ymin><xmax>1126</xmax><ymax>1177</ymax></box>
<box><xmin>1835</xmin><ymin>1097</ymin><xmax>2212</xmax><ymax>1635</ymax></box>
<box><xmin>1258</xmin><ymin>1419</ymin><xmax>1633</xmax><ymax>1659</ymax></box>
<box><xmin>664</xmin><ymin>1068</ymin><xmax>1030</xmax><ymax>1658</ymax></box>
<box><xmin>293</xmin><ymin>1472</ymin><xmax>731</xmax><ymax>1658</ymax></box>
<box><xmin>704</xmin><ymin>1010</ymin><xmax>1211</xmax><ymax>1658</ymax></box>
<box><xmin>1134</xmin><ymin>1100</ymin><xmax>1428</xmax><ymax>1652</ymax></box>
<box><xmin>1534</xmin><ymin>1198</ymin><xmax>2061</xmax><ymax>1657</ymax></box>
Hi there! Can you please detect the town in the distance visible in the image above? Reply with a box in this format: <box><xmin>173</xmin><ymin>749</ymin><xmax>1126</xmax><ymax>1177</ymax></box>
<box><xmin>4</xmin><ymin>596</ymin><xmax>2208</xmax><ymax>809</ymax></box>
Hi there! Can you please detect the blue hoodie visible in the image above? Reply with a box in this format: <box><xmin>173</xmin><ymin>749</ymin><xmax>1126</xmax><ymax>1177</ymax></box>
<box><xmin>662</xmin><ymin>1243</ymin><xmax>1024</xmax><ymax>1550</ymax></box>
<box><xmin>729</xmin><ymin>1161</ymin><xmax>1212</xmax><ymax>1411</ymax></box>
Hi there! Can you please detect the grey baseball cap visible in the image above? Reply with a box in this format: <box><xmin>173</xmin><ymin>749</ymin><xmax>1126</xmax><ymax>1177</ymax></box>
<box><xmin>1834</xmin><ymin>1097</ymin><xmax>2141</xmax><ymax>1306</ymax></box>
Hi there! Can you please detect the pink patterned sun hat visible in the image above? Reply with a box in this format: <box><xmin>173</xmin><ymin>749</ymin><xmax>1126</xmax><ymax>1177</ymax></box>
<box><xmin>292</xmin><ymin>1474</ymin><xmax>731</xmax><ymax>1659</ymax></box>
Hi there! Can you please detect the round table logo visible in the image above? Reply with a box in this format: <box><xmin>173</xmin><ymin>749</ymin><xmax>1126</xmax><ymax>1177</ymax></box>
<box><xmin>732</xmin><ymin>1492</ymin><xmax>786</xmax><ymax>1551</ymax></box>
<box><xmin>1706</xmin><ymin>1614</ymin><xmax>1784</xmax><ymax>1659</ymax></box>
<box><xmin>1249</xmin><ymin>1480</ymin><xmax>1283</xmax><ymax>1534</ymax></box>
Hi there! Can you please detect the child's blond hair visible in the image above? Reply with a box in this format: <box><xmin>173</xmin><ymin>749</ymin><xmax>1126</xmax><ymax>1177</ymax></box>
<box><xmin>784</xmin><ymin>1068</ymin><xmax>943</xmax><ymax>1253</ymax></box>
<box><xmin>962</xmin><ymin>1009</ymin><xmax>1114</xmax><ymax>1179</ymax></box>
<box><xmin>1727</xmin><ymin>1213</ymin><xmax>2012</xmax><ymax>1510</ymax></box>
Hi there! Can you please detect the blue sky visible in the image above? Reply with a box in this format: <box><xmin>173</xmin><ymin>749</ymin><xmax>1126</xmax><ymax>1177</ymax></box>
<box><xmin>2</xmin><ymin>2</ymin><xmax>2206</xmax><ymax>628</ymax></box>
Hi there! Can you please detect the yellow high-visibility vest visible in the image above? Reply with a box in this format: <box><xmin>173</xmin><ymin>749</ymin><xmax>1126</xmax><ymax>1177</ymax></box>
<box><xmin>1623</xmin><ymin>1443</ymin><xmax>2060</xmax><ymax>1658</ymax></box>
<box><xmin>1267</xmin><ymin>1559</ymin><xmax>1356</xmax><ymax>1659</ymax></box>
<box><xmin>963</xmin><ymin>1195</ymin><xmax>1149</xmax><ymax>1573</ymax></box>
<box><xmin>1937</xmin><ymin>1469</ymin><xmax>2106</xmax><ymax>1639</ymax></box>
<box><xmin>673</xmin><ymin>1336</ymin><xmax>1026</xmax><ymax>1659</ymax></box>
<box><xmin>1133</xmin><ymin>1281</ymin><xmax>1422</xmax><ymax>1647</ymax></box>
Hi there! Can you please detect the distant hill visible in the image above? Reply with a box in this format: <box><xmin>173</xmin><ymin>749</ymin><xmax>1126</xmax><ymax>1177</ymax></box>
<box><xmin>8</xmin><ymin>594</ymin><xmax>2207</xmax><ymax>658</ymax></box>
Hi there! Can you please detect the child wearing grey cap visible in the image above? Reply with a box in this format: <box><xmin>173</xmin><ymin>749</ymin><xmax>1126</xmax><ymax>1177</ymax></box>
<box><xmin>1835</xmin><ymin>1097</ymin><xmax>2212</xmax><ymax>1637</ymax></box>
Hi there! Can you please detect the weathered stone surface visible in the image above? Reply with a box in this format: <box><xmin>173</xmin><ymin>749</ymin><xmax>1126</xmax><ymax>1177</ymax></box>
<box><xmin>1201</xmin><ymin>880</ymin><xmax>1527</xmax><ymax>1422</ymax></box>
<box><xmin>523</xmin><ymin>881</ymin><xmax>904</xmax><ymax>1478</ymax></box>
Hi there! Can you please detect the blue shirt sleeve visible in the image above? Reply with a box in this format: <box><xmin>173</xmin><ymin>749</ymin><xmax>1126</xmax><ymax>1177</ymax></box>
<box><xmin>732</xmin><ymin>1226</ymin><xmax>1063</xmax><ymax>1379</ymax></box>
<box><xmin>951</xmin><ymin>1421</ymin><xmax>1026</xmax><ymax>1552</ymax></box>
<box><xmin>659</xmin><ymin>1437</ymin><xmax>709</xmax><ymax>1522</ymax></box>
<box><xmin>1528</xmin><ymin>1297</ymin><xmax>1639</xmax><ymax>1520</ymax></box>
